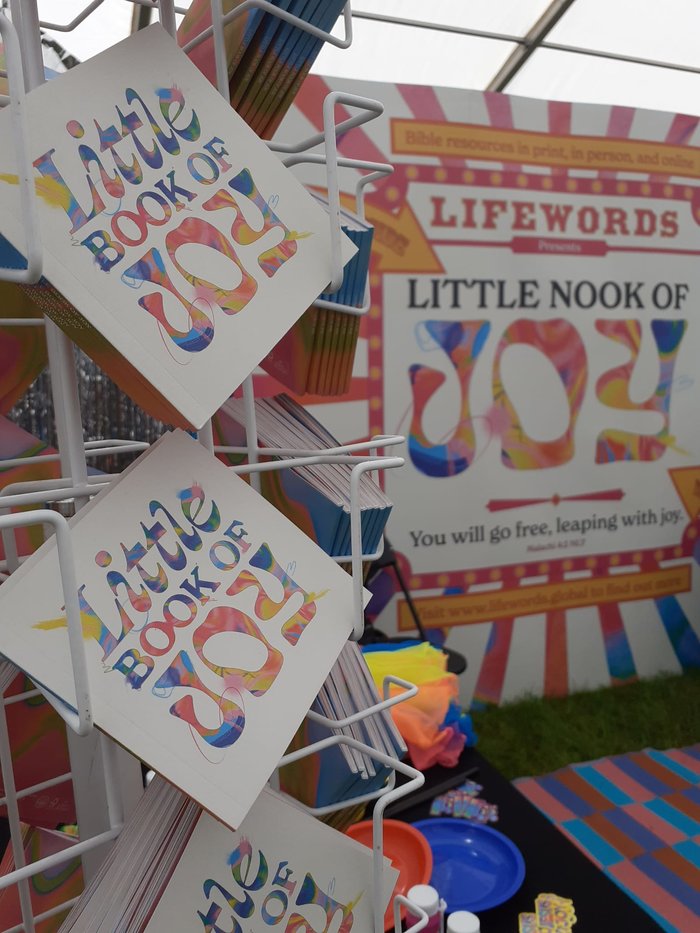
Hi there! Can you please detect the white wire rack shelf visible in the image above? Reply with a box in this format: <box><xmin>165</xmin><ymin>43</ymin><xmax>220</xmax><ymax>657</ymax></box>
<box><xmin>1</xmin><ymin>0</ymin><xmax>393</xmax><ymax>480</ymax></box>
<box><xmin>0</xmin><ymin>485</ymin><xmax>426</xmax><ymax>933</ymax></box>
<box><xmin>0</xmin><ymin>3</ymin><xmax>426</xmax><ymax>932</ymax></box>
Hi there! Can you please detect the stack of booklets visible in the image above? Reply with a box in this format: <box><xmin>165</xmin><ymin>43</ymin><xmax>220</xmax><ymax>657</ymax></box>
<box><xmin>280</xmin><ymin>641</ymin><xmax>407</xmax><ymax>815</ymax></box>
<box><xmin>314</xmin><ymin>641</ymin><xmax>405</xmax><ymax>784</ymax></box>
<box><xmin>0</xmin><ymin>430</ymin><xmax>364</xmax><ymax>832</ymax></box>
<box><xmin>261</xmin><ymin>196</ymin><xmax>372</xmax><ymax>396</ymax></box>
<box><xmin>0</xmin><ymin>24</ymin><xmax>355</xmax><ymax>429</ymax></box>
<box><xmin>259</xmin><ymin>302</ymin><xmax>361</xmax><ymax>396</ymax></box>
<box><xmin>217</xmin><ymin>393</ymin><xmax>393</xmax><ymax>558</ymax></box>
<box><xmin>59</xmin><ymin>774</ymin><xmax>398</xmax><ymax>932</ymax></box>
<box><xmin>0</xmin><ymin>658</ymin><xmax>16</xmax><ymax>693</ymax></box>
<box><xmin>314</xmin><ymin>194</ymin><xmax>374</xmax><ymax>310</ymax></box>
<box><xmin>178</xmin><ymin>0</ymin><xmax>348</xmax><ymax>139</ymax></box>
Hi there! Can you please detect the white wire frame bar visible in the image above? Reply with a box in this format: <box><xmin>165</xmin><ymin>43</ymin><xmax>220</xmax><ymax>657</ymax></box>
<box><xmin>0</xmin><ymin>15</ymin><xmax>41</xmax><ymax>284</ymax></box>
<box><xmin>181</xmin><ymin>0</ymin><xmax>353</xmax><ymax>57</ymax></box>
<box><xmin>32</xmin><ymin>0</ymin><xmax>700</xmax><ymax>82</ymax></box>
<box><xmin>0</xmin><ymin>441</ymin><xmax>405</xmax><ymax>638</ymax></box>
<box><xmin>0</xmin><ymin>524</ymin><xmax>127</xmax><ymax>933</ymax></box>
<box><xmin>0</xmin><ymin>440</ymin><xmax>150</xmax><ymax>472</ymax></box>
<box><xmin>281</xmin><ymin>155</ymin><xmax>392</xmax><ymax>318</ymax></box>
<box><xmin>351</xmin><ymin>4</ymin><xmax>700</xmax><ymax>82</ymax></box>
<box><xmin>307</xmin><ymin>674</ymin><xmax>418</xmax><ymax>730</ymax></box>
<box><xmin>1</xmin><ymin>0</ymin><xmax>390</xmax><ymax>467</ymax></box>
<box><xmin>0</xmin><ymin>438</ymin><xmax>410</xmax><ymax>930</ymax></box>
<box><xmin>0</xmin><ymin>493</ymin><xmax>420</xmax><ymax>932</ymax></box>
<box><xmin>0</xmin><ymin>4</ymin><xmax>417</xmax><ymax>932</ymax></box>
<box><xmin>279</xmin><ymin>733</ymin><xmax>428</xmax><ymax>933</ymax></box>
<box><xmin>177</xmin><ymin>0</ymin><xmax>385</xmax><ymax>480</ymax></box>
<box><xmin>0</xmin><ymin>318</ymin><xmax>44</xmax><ymax>326</ymax></box>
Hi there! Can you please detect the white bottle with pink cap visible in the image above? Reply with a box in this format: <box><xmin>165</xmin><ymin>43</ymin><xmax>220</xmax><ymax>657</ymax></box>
<box><xmin>406</xmin><ymin>884</ymin><xmax>445</xmax><ymax>932</ymax></box>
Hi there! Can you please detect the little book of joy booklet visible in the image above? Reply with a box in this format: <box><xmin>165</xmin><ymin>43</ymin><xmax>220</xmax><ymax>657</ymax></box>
<box><xmin>61</xmin><ymin>776</ymin><xmax>398</xmax><ymax>932</ymax></box>
<box><xmin>0</xmin><ymin>431</ymin><xmax>364</xmax><ymax>830</ymax></box>
<box><xmin>0</xmin><ymin>24</ymin><xmax>354</xmax><ymax>428</ymax></box>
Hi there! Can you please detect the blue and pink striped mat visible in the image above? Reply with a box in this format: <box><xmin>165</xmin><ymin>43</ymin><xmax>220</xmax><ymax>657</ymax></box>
<box><xmin>515</xmin><ymin>746</ymin><xmax>700</xmax><ymax>932</ymax></box>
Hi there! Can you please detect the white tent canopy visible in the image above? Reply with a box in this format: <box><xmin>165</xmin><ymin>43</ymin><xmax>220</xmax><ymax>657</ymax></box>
<box><xmin>33</xmin><ymin>0</ymin><xmax>700</xmax><ymax>118</ymax></box>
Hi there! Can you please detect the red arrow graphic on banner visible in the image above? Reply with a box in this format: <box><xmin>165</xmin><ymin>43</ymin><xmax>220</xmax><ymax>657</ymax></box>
<box><xmin>486</xmin><ymin>489</ymin><xmax>625</xmax><ymax>512</ymax></box>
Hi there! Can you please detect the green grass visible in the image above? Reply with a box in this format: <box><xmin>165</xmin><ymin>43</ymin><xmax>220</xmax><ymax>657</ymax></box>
<box><xmin>470</xmin><ymin>669</ymin><xmax>700</xmax><ymax>780</ymax></box>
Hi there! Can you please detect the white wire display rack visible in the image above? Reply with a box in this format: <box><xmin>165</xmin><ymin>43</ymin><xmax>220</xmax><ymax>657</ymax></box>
<box><xmin>0</xmin><ymin>2</ymin><xmax>429</xmax><ymax>932</ymax></box>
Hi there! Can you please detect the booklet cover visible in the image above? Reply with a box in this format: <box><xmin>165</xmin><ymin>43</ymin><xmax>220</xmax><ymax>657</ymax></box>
<box><xmin>0</xmin><ymin>431</ymin><xmax>362</xmax><ymax>829</ymax></box>
<box><xmin>0</xmin><ymin>24</ymin><xmax>354</xmax><ymax>429</ymax></box>
<box><xmin>144</xmin><ymin>786</ymin><xmax>399</xmax><ymax>932</ymax></box>
<box><xmin>60</xmin><ymin>776</ymin><xmax>398</xmax><ymax>931</ymax></box>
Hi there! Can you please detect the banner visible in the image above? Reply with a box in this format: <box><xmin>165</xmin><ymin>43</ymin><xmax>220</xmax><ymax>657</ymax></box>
<box><xmin>281</xmin><ymin>80</ymin><xmax>700</xmax><ymax>703</ymax></box>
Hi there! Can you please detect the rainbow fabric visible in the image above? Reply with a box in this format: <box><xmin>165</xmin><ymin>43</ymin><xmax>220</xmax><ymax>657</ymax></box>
<box><xmin>362</xmin><ymin>642</ymin><xmax>472</xmax><ymax>771</ymax></box>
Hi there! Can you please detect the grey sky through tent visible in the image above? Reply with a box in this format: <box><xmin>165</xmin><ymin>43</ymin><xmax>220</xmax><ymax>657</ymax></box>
<box><xmin>36</xmin><ymin>1</ymin><xmax>700</xmax><ymax>118</ymax></box>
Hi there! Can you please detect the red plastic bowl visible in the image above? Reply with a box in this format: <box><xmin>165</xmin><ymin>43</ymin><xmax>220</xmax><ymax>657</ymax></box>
<box><xmin>346</xmin><ymin>819</ymin><xmax>433</xmax><ymax>930</ymax></box>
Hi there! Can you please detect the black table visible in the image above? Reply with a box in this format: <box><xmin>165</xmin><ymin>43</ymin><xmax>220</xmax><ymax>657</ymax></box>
<box><xmin>0</xmin><ymin>750</ymin><xmax>665</xmax><ymax>931</ymax></box>
<box><xmin>379</xmin><ymin>748</ymin><xmax>662</xmax><ymax>932</ymax></box>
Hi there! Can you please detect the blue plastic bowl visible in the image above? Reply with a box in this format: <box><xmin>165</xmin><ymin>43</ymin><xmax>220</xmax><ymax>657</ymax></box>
<box><xmin>412</xmin><ymin>818</ymin><xmax>526</xmax><ymax>913</ymax></box>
